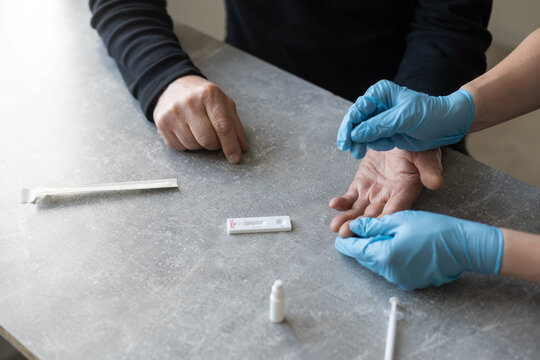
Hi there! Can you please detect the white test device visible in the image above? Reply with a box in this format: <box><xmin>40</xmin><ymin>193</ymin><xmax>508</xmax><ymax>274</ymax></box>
<box><xmin>227</xmin><ymin>216</ymin><xmax>292</xmax><ymax>234</ymax></box>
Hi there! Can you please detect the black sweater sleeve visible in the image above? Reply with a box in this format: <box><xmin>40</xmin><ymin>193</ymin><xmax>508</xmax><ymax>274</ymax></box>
<box><xmin>89</xmin><ymin>0</ymin><xmax>204</xmax><ymax>121</ymax></box>
<box><xmin>393</xmin><ymin>0</ymin><xmax>492</xmax><ymax>96</ymax></box>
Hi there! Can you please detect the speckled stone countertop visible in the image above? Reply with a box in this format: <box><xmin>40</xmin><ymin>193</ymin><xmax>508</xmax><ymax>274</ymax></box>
<box><xmin>0</xmin><ymin>2</ymin><xmax>539</xmax><ymax>359</ymax></box>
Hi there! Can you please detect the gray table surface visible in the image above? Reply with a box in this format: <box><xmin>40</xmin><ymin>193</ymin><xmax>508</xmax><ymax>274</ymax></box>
<box><xmin>1</xmin><ymin>2</ymin><xmax>539</xmax><ymax>359</ymax></box>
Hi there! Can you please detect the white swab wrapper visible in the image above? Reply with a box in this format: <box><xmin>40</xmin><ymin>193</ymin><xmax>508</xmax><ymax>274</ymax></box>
<box><xmin>21</xmin><ymin>178</ymin><xmax>178</xmax><ymax>203</ymax></box>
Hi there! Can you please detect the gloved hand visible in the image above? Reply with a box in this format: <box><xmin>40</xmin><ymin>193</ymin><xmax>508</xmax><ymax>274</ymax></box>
<box><xmin>337</xmin><ymin>80</ymin><xmax>474</xmax><ymax>158</ymax></box>
<box><xmin>335</xmin><ymin>210</ymin><xmax>503</xmax><ymax>290</ymax></box>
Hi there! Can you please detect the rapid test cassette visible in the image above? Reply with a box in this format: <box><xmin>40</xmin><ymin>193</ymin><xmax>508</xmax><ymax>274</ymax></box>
<box><xmin>227</xmin><ymin>216</ymin><xmax>292</xmax><ymax>234</ymax></box>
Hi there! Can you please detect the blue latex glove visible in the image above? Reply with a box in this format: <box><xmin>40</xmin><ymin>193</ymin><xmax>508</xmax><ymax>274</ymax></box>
<box><xmin>335</xmin><ymin>210</ymin><xmax>503</xmax><ymax>290</ymax></box>
<box><xmin>337</xmin><ymin>80</ymin><xmax>474</xmax><ymax>158</ymax></box>
<box><xmin>336</xmin><ymin>95</ymin><xmax>388</xmax><ymax>159</ymax></box>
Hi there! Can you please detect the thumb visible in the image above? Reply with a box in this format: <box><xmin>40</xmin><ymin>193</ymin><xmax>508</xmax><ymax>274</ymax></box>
<box><xmin>335</xmin><ymin>235</ymin><xmax>372</xmax><ymax>259</ymax></box>
<box><xmin>413</xmin><ymin>149</ymin><xmax>444</xmax><ymax>190</ymax></box>
<box><xmin>363</xmin><ymin>79</ymin><xmax>403</xmax><ymax>108</ymax></box>
<box><xmin>337</xmin><ymin>96</ymin><xmax>387</xmax><ymax>151</ymax></box>
<box><xmin>335</xmin><ymin>233</ymin><xmax>392</xmax><ymax>259</ymax></box>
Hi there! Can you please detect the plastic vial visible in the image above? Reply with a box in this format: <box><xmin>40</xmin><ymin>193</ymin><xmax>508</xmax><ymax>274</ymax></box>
<box><xmin>269</xmin><ymin>280</ymin><xmax>285</xmax><ymax>323</ymax></box>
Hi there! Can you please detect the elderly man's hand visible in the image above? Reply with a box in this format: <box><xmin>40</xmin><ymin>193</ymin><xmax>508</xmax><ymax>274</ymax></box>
<box><xmin>329</xmin><ymin>148</ymin><xmax>443</xmax><ymax>237</ymax></box>
<box><xmin>153</xmin><ymin>75</ymin><xmax>248</xmax><ymax>164</ymax></box>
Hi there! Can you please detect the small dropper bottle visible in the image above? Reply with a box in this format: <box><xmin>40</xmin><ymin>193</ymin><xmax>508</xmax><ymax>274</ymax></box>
<box><xmin>269</xmin><ymin>280</ymin><xmax>285</xmax><ymax>323</ymax></box>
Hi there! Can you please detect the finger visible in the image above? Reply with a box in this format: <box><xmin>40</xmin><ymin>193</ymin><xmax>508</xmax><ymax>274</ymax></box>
<box><xmin>329</xmin><ymin>180</ymin><xmax>363</xmax><ymax>210</ymax></box>
<box><xmin>335</xmin><ymin>234</ymin><xmax>391</xmax><ymax>260</ymax></box>
<box><xmin>365</xmin><ymin>137</ymin><xmax>395</xmax><ymax>151</ymax></box>
<box><xmin>363</xmin><ymin>79</ymin><xmax>401</xmax><ymax>107</ymax></box>
<box><xmin>173</xmin><ymin>124</ymin><xmax>203</xmax><ymax>151</ymax></box>
<box><xmin>185</xmin><ymin>108</ymin><xmax>221</xmax><ymax>151</ymax></box>
<box><xmin>355</xmin><ymin>95</ymin><xmax>387</xmax><ymax>118</ymax></box>
<box><xmin>158</xmin><ymin>105</ymin><xmax>203</xmax><ymax>150</ymax></box>
<box><xmin>159</xmin><ymin>128</ymin><xmax>186</xmax><ymax>151</ymax></box>
<box><xmin>363</xmin><ymin>201</ymin><xmax>386</xmax><ymax>218</ymax></box>
<box><xmin>335</xmin><ymin>235</ymin><xmax>371</xmax><ymax>258</ymax></box>
<box><xmin>349</xmin><ymin>216</ymin><xmax>396</xmax><ymax>238</ymax></box>
<box><xmin>206</xmin><ymin>103</ymin><xmax>242</xmax><ymax>164</ymax></box>
<box><xmin>331</xmin><ymin>187</ymin><xmax>370</xmax><ymax>212</ymax></box>
<box><xmin>350</xmin><ymin>195</ymin><xmax>371</xmax><ymax>213</ymax></box>
<box><xmin>329</xmin><ymin>192</ymin><xmax>358</xmax><ymax>211</ymax></box>
<box><xmin>331</xmin><ymin>208</ymin><xmax>365</xmax><ymax>233</ymax></box>
<box><xmin>351</xmin><ymin>105</ymin><xmax>410</xmax><ymax>144</ymax></box>
<box><xmin>350</xmin><ymin>142</ymin><xmax>367</xmax><ymax>159</ymax></box>
<box><xmin>336</xmin><ymin>104</ymin><xmax>357</xmax><ymax>151</ymax></box>
<box><xmin>229</xmin><ymin>103</ymin><xmax>248</xmax><ymax>152</ymax></box>
<box><xmin>381</xmin><ymin>194</ymin><xmax>416</xmax><ymax>216</ymax></box>
<box><xmin>414</xmin><ymin>149</ymin><xmax>443</xmax><ymax>190</ymax></box>
<box><xmin>337</xmin><ymin>97</ymin><xmax>387</xmax><ymax>151</ymax></box>
<box><xmin>338</xmin><ymin>220</ymin><xmax>355</xmax><ymax>238</ymax></box>
<box><xmin>378</xmin><ymin>182</ymin><xmax>422</xmax><ymax>216</ymax></box>
<box><xmin>236</xmin><ymin>125</ymin><xmax>248</xmax><ymax>152</ymax></box>
<box><xmin>337</xmin><ymin>196</ymin><xmax>371</xmax><ymax>236</ymax></box>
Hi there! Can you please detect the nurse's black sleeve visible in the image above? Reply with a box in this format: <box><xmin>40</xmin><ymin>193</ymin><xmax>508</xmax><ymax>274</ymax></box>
<box><xmin>89</xmin><ymin>0</ymin><xmax>204</xmax><ymax>121</ymax></box>
<box><xmin>393</xmin><ymin>0</ymin><xmax>492</xmax><ymax>96</ymax></box>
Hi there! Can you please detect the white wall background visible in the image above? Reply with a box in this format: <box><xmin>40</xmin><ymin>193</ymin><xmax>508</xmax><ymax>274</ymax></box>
<box><xmin>167</xmin><ymin>1</ymin><xmax>225</xmax><ymax>40</ymax></box>
<box><xmin>489</xmin><ymin>0</ymin><xmax>540</xmax><ymax>48</ymax></box>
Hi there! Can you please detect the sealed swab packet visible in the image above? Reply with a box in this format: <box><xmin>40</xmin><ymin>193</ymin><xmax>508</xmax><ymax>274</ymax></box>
<box><xmin>20</xmin><ymin>178</ymin><xmax>178</xmax><ymax>203</ymax></box>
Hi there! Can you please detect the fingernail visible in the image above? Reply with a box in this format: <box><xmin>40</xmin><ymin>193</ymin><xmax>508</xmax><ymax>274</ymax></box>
<box><xmin>229</xmin><ymin>153</ymin><xmax>241</xmax><ymax>164</ymax></box>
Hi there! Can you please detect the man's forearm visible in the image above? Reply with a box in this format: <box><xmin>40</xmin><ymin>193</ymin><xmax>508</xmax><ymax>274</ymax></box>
<box><xmin>499</xmin><ymin>227</ymin><xmax>540</xmax><ymax>283</ymax></box>
<box><xmin>89</xmin><ymin>0</ymin><xmax>203</xmax><ymax>121</ymax></box>
<box><xmin>462</xmin><ymin>28</ymin><xmax>540</xmax><ymax>133</ymax></box>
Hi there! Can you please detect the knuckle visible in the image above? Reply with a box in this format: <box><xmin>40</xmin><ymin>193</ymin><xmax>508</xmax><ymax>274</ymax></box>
<box><xmin>200</xmin><ymin>83</ymin><xmax>220</xmax><ymax>99</ymax></box>
<box><xmin>154</xmin><ymin>116</ymin><xmax>166</xmax><ymax>129</ymax></box>
<box><xmin>213</xmin><ymin>117</ymin><xmax>232</xmax><ymax>134</ymax></box>
<box><xmin>177</xmin><ymin>96</ymin><xmax>197</xmax><ymax>111</ymax></box>
<box><xmin>155</xmin><ymin>113</ymin><xmax>174</xmax><ymax>130</ymax></box>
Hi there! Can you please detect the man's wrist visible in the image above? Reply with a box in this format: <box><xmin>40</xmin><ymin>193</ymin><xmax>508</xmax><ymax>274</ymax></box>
<box><xmin>146</xmin><ymin>70</ymin><xmax>206</xmax><ymax>122</ymax></box>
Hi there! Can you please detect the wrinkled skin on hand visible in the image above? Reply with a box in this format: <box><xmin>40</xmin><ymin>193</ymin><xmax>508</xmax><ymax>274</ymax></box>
<box><xmin>153</xmin><ymin>75</ymin><xmax>248</xmax><ymax>164</ymax></box>
<box><xmin>329</xmin><ymin>148</ymin><xmax>443</xmax><ymax>237</ymax></box>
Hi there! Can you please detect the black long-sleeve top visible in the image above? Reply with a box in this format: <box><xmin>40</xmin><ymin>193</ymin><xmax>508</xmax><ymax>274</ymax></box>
<box><xmin>89</xmin><ymin>0</ymin><xmax>492</xmax><ymax>122</ymax></box>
